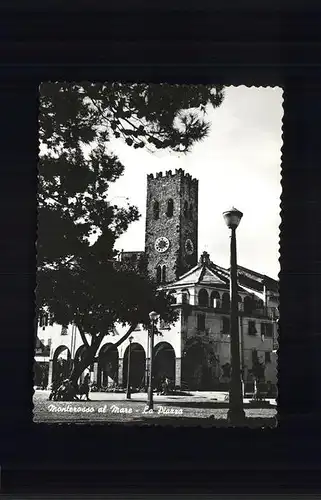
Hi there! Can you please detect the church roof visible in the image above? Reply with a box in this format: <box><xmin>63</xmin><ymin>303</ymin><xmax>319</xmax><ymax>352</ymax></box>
<box><xmin>169</xmin><ymin>263</ymin><xmax>229</xmax><ymax>288</ymax></box>
<box><xmin>166</xmin><ymin>252</ymin><xmax>233</xmax><ymax>290</ymax></box>
<box><xmin>233</xmin><ymin>265</ymin><xmax>278</xmax><ymax>293</ymax></box>
<box><xmin>166</xmin><ymin>251</ymin><xmax>278</xmax><ymax>296</ymax></box>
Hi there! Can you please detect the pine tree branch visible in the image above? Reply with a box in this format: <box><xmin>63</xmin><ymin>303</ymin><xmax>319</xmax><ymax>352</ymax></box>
<box><xmin>76</xmin><ymin>322</ymin><xmax>90</xmax><ymax>349</ymax></box>
<box><xmin>113</xmin><ymin>323</ymin><xmax>138</xmax><ymax>348</ymax></box>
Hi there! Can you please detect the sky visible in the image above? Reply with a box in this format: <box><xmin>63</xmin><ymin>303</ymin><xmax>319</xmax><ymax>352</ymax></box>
<box><xmin>107</xmin><ymin>86</ymin><xmax>282</xmax><ymax>280</ymax></box>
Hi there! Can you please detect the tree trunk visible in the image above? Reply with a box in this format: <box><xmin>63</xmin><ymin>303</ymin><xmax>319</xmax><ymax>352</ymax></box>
<box><xmin>69</xmin><ymin>349</ymin><xmax>96</xmax><ymax>384</ymax></box>
<box><xmin>68</xmin><ymin>323</ymin><xmax>138</xmax><ymax>384</ymax></box>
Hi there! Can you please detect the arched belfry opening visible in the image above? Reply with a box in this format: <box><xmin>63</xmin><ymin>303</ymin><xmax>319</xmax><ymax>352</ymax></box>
<box><xmin>198</xmin><ymin>288</ymin><xmax>209</xmax><ymax>307</ymax></box>
<box><xmin>153</xmin><ymin>200</ymin><xmax>160</xmax><ymax>220</ymax></box>
<box><xmin>166</xmin><ymin>198</ymin><xmax>174</xmax><ymax>217</ymax></box>
<box><xmin>156</xmin><ymin>264</ymin><xmax>167</xmax><ymax>283</ymax></box>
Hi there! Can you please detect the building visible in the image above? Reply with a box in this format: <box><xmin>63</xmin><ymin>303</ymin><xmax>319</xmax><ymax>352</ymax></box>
<box><xmin>35</xmin><ymin>169</ymin><xmax>278</xmax><ymax>391</ymax></box>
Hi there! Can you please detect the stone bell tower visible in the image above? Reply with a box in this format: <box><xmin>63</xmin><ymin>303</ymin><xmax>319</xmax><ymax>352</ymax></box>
<box><xmin>145</xmin><ymin>169</ymin><xmax>198</xmax><ymax>284</ymax></box>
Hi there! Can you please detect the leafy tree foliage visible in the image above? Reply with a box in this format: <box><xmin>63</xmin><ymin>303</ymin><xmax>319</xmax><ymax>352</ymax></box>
<box><xmin>38</xmin><ymin>82</ymin><xmax>225</xmax><ymax>381</ymax></box>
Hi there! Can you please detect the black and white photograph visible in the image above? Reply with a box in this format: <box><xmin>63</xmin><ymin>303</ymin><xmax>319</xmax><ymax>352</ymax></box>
<box><xmin>34</xmin><ymin>83</ymin><xmax>282</xmax><ymax>427</ymax></box>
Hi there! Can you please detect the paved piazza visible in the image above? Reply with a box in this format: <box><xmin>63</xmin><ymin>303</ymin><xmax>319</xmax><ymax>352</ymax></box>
<box><xmin>33</xmin><ymin>390</ymin><xmax>277</xmax><ymax>427</ymax></box>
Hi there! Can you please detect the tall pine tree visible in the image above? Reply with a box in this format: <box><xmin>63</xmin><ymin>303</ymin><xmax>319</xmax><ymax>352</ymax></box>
<box><xmin>38</xmin><ymin>82</ymin><xmax>225</xmax><ymax>382</ymax></box>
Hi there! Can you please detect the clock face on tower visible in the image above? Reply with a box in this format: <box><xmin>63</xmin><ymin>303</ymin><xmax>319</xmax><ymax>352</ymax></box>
<box><xmin>154</xmin><ymin>236</ymin><xmax>170</xmax><ymax>253</ymax></box>
<box><xmin>185</xmin><ymin>238</ymin><xmax>194</xmax><ymax>255</ymax></box>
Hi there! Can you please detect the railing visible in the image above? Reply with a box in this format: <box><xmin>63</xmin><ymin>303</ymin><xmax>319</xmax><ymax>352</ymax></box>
<box><xmin>241</xmin><ymin>306</ymin><xmax>277</xmax><ymax>319</ymax></box>
<box><xmin>176</xmin><ymin>301</ymin><xmax>278</xmax><ymax>321</ymax></box>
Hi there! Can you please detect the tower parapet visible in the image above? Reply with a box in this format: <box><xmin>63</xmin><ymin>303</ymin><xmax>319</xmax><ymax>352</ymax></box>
<box><xmin>147</xmin><ymin>169</ymin><xmax>197</xmax><ymax>184</ymax></box>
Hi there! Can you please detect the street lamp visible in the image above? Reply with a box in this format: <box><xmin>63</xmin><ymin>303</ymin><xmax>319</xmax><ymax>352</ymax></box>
<box><xmin>147</xmin><ymin>311</ymin><xmax>159</xmax><ymax>410</ymax></box>
<box><xmin>223</xmin><ymin>207</ymin><xmax>246</xmax><ymax>424</ymax></box>
<box><xmin>126</xmin><ymin>335</ymin><xmax>134</xmax><ymax>399</ymax></box>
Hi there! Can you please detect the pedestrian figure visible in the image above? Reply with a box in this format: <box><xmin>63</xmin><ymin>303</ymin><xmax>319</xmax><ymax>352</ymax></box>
<box><xmin>78</xmin><ymin>373</ymin><xmax>91</xmax><ymax>401</ymax></box>
<box><xmin>48</xmin><ymin>378</ymin><xmax>61</xmax><ymax>401</ymax></box>
<box><xmin>161</xmin><ymin>377</ymin><xmax>169</xmax><ymax>395</ymax></box>
<box><xmin>41</xmin><ymin>372</ymin><xmax>47</xmax><ymax>390</ymax></box>
<box><xmin>156</xmin><ymin>376</ymin><xmax>162</xmax><ymax>395</ymax></box>
<box><xmin>52</xmin><ymin>379</ymin><xmax>79</xmax><ymax>401</ymax></box>
<box><xmin>55</xmin><ymin>379</ymin><xmax>69</xmax><ymax>401</ymax></box>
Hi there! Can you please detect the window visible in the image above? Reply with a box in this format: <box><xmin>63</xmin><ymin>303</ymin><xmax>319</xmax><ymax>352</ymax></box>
<box><xmin>222</xmin><ymin>317</ymin><xmax>230</xmax><ymax>334</ymax></box>
<box><xmin>166</xmin><ymin>198</ymin><xmax>174</xmax><ymax>217</ymax></box>
<box><xmin>197</xmin><ymin>313</ymin><xmax>206</xmax><ymax>331</ymax></box>
<box><xmin>244</xmin><ymin>296</ymin><xmax>253</xmax><ymax>314</ymax></box>
<box><xmin>168</xmin><ymin>292</ymin><xmax>177</xmax><ymax>304</ymax></box>
<box><xmin>183</xmin><ymin>201</ymin><xmax>188</xmax><ymax>218</ymax></box>
<box><xmin>265</xmin><ymin>351</ymin><xmax>271</xmax><ymax>363</ymax></box>
<box><xmin>261</xmin><ymin>322</ymin><xmax>273</xmax><ymax>338</ymax></box>
<box><xmin>61</xmin><ymin>326</ymin><xmax>68</xmax><ymax>336</ymax></box>
<box><xmin>266</xmin><ymin>323</ymin><xmax>273</xmax><ymax>337</ymax></box>
<box><xmin>153</xmin><ymin>201</ymin><xmax>160</xmax><ymax>220</ymax></box>
<box><xmin>248</xmin><ymin>320</ymin><xmax>257</xmax><ymax>335</ymax></box>
<box><xmin>189</xmin><ymin>203</ymin><xmax>193</xmax><ymax>220</ymax></box>
<box><xmin>156</xmin><ymin>265</ymin><xmax>162</xmax><ymax>283</ymax></box>
<box><xmin>182</xmin><ymin>291</ymin><xmax>189</xmax><ymax>304</ymax></box>
<box><xmin>39</xmin><ymin>313</ymin><xmax>49</xmax><ymax>328</ymax></box>
<box><xmin>198</xmin><ymin>288</ymin><xmax>209</xmax><ymax>307</ymax></box>
<box><xmin>252</xmin><ymin>349</ymin><xmax>258</xmax><ymax>364</ymax></box>
<box><xmin>161</xmin><ymin>265</ymin><xmax>166</xmax><ymax>283</ymax></box>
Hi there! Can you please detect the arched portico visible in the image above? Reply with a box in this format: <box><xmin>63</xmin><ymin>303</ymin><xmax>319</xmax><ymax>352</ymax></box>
<box><xmin>153</xmin><ymin>342</ymin><xmax>176</xmax><ymax>389</ymax></box>
<box><xmin>97</xmin><ymin>343</ymin><xmax>119</xmax><ymax>388</ymax></box>
<box><xmin>123</xmin><ymin>343</ymin><xmax>146</xmax><ymax>390</ymax></box>
<box><xmin>182</xmin><ymin>339</ymin><xmax>218</xmax><ymax>390</ymax></box>
<box><xmin>52</xmin><ymin>345</ymin><xmax>72</xmax><ymax>386</ymax></box>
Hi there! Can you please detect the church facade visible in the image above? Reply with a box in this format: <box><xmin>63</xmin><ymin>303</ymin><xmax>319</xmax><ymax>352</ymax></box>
<box><xmin>36</xmin><ymin>169</ymin><xmax>278</xmax><ymax>392</ymax></box>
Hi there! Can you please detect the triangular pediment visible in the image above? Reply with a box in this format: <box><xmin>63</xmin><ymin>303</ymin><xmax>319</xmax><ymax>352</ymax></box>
<box><xmin>172</xmin><ymin>265</ymin><xmax>204</xmax><ymax>286</ymax></box>
<box><xmin>199</xmin><ymin>267</ymin><xmax>227</xmax><ymax>285</ymax></box>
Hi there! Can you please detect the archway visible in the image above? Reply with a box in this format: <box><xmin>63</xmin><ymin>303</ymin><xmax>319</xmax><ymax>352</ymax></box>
<box><xmin>52</xmin><ymin>346</ymin><xmax>71</xmax><ymax>385</ymax></box>
<box><xmin>182</xmin><ymin>341</ymin><xmax>214</xmax><ymax>390</ymax></box>
<box><xmin>153</xmin><ymin>342</ymin><xmax>176</xmax><ymax>389</ymax></box>
<box><xmin>198</xmin><ymin>288</ymin><xmax>209</xmax><ymax>307</ymax></box>
<box><xmin>123</xmin><ymin>343</ymin><xmax>146</xmax><ymax>390</ymax></box>
<box><xmin>98</xmin><ymin>343</ymin><xmax>119</xmax><ymax>388</ymax></box>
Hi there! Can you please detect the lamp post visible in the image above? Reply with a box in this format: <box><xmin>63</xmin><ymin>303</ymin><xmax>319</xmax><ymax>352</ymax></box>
<box><xmin>147</xmin><ymin>311</ymin><xmax>159</xmax><ymax>410</ymax></box>
<box><xmin>223</xmin><ymin>207</ymin><xmax>246</xmax><ymax>424</ymax></box>
<box><xmin>126</xmin><ymin>335</ymin><xmax>134</xmax><ymax>399</ymax></box>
